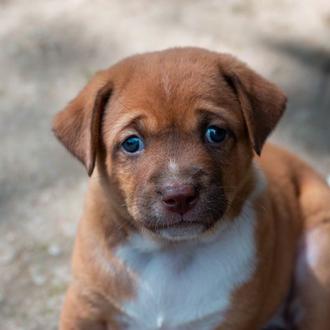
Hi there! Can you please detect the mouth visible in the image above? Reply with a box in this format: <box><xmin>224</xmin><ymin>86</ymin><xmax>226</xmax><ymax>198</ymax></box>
<box><xmin>145</xmin><ymin>219</ymin><xmax>214</xmax><ymax>241</ymax></box>
<box><xmin>136</xmin><ymin>187</ymin><xmax>227</xmax><ymax>241</ymax></box>
<box><xmin>158</xmin><ymin>223</ymin><xmax>205</xmax><ymax>241</ymax></box>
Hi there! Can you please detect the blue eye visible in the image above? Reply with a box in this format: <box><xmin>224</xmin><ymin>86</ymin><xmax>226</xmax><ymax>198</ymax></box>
<box><xmin>205</xmin><ymin>126</ymin><xmax>228</xmax><ymax>144</ymax></box>
<box><xmin>121</xmin><ymin>135</ymin><xmax>144</xmax><ymax>154</ymax></box>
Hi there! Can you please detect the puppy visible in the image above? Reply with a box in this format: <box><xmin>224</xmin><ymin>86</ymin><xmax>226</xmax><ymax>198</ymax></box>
<box><xmin>53</xmin><ymin>47</ymin><xmax>330</xmax><ymax>330</ymax></box>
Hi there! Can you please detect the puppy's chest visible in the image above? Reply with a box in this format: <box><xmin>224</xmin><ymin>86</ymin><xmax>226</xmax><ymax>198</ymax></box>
<box><xmin>114</xmin><ymin>216</ymin><xmax>257</xmax><ymax>330</ymax></box>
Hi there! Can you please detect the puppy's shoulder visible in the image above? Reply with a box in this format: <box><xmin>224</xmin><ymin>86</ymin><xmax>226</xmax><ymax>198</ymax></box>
<box><xmin>256</xmin><ymin>143</ymin><xmax>306</xmax><ymax>182</ymax></box>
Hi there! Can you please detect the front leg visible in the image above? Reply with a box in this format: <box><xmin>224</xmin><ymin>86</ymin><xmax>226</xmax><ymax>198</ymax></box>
<box><xmin>289</xmin><ymin>221</ymin><xmax>330</xmax><ymax>330</ymax></box>
<box><xmin>60</xmin><ymin>286</ymin><xmax>108</xmax><ymax>330</ymax></box>
<box><xmin>290</xmin><ymin>174</ymin><xmax>330</xmax><ymax>330</ymax></box>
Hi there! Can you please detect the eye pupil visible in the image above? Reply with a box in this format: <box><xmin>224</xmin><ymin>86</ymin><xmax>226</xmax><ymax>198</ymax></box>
<box><xmin>205</xmin><ymin>126</ymin><xmax>227</xmax><ymax>144</ymax></box>
<box><xmin>122</xmin><ymin>136</ymin><xmax>144</xmax><ymax>153</ymax></box>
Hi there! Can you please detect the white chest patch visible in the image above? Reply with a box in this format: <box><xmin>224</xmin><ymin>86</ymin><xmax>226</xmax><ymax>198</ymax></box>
<box><xmin>115</xmin><ymin>198</ymin><xmax>259</xmax><ymax>330</ymax></box>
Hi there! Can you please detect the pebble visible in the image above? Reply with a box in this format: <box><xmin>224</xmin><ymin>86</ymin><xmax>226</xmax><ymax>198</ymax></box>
<box><xmin>47</xmin><ymin>244</ymin><xmax>61</xmax><ymax>257</ymax></box>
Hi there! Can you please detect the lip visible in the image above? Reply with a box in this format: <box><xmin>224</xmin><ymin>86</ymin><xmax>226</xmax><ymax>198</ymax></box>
<box><xmin>157</xmin><ymin>222</ymin><xmax>206</xmax><ymax>241</ymax></box>
<box><xmin>168</xmin><ymin>221</ymin><xmax>203</xmax><ymax>228</ymax></box>
<box><xmin>145</xmin><ymin>220</ymin><xmax>207</xmax><ymax>231</ymax></box>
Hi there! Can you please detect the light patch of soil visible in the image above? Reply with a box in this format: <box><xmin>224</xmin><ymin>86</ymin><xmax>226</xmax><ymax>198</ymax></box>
<box><xmin>0</xmin><ymin>0</ymin><xmax>329</xmax><ymax>328</ymax></box>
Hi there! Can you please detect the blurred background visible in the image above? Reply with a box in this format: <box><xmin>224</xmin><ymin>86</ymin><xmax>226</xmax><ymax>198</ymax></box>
<box><xmin>0</xmin><ymin>0</ymin><xmax>329</xmax><ymax>329</ymax></box>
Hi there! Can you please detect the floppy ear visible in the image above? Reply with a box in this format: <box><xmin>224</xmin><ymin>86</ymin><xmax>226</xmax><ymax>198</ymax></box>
<box><xmin>52</xmin><ymin>71</ymin><xmax>112</xmax><ymax>176</ymax></box>
<box><xmin>220</xmin><ymin>55</ymin><xmax>287</xmax><ymax>155</ymax></box>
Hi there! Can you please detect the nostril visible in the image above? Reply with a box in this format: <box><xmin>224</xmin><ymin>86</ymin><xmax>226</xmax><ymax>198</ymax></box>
<box><xmin>163</xmin><ymin>198</ymin><xmax>177</xmax><ymax>206</ymax></box>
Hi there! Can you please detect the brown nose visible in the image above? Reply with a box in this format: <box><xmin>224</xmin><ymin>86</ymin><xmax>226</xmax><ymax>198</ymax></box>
<box><xmin>161</xmin><ymin>184</ymin><xmax>198</xmax><ymax>214</ymax></box>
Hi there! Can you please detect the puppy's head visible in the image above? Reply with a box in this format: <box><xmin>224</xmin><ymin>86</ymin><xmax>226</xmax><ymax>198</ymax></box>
<box><xmin>53</xmin><ymin>48</ymin><xmax>286</xmax><ymax>241</ymax></box>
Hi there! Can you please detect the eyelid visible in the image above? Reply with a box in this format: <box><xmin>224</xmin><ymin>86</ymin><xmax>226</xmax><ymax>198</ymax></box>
<box><xmin>123</xmin><ymin>130</ymin><xmax>140</xmax><ymax>138</ymax></box>
<box><xmin>198</xmin><ymin>110</ymin><xmax>226</xmax><ymax>126</ymax></box>
<box><xmin>118</xmin><ymin>129</ymin><xmax>143</xmax><ymax>143</ymax></box>
<box><xmin>197</xmin><ymin>108</ymin><xmax>238</xmax><ymax>135</ymax></box>
<box><xmin>199</xmin><ymin>117</ymin><xmax>227</xmax><ymax>133</ymax></box>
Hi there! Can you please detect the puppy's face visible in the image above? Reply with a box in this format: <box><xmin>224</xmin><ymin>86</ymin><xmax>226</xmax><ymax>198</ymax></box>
<box><xmin>53</xmin><ymin>48</ymin><xmax>286</xmax><ymax>241</ymax></box>
<box><xmin>103</xmin><ymin>60</ymin><xmax>252</xmax><ymax>240</ymax></box>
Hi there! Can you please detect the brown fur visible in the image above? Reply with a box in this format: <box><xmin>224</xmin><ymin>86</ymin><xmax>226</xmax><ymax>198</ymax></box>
<box><xmin>53</xmin><ymin>47</ymin><xmax>330</xmax><ymax>329</ymax></box>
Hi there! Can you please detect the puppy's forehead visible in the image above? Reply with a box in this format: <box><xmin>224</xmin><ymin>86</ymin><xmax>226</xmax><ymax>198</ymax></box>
<box><xmin>110</xmin><ymin>48</ymin><xmax>239</xmax><ymax>131</ymax></box>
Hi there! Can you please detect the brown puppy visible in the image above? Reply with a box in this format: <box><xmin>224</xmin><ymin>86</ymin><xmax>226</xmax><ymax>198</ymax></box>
<box><xmin>53</xmin><ymin>47</ymin><xmax>330</xmax><ymax>330</ymax></box>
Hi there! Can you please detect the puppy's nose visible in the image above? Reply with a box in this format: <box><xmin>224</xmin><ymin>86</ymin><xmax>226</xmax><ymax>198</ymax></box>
<box><xmin>161</xmin><ymin>184</ymin><xmax>198</xmax><ymax>214</ymax></box>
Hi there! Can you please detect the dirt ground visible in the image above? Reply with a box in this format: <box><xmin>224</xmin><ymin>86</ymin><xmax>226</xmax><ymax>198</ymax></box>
<box><xmin>0</xmin><ymin>0</ymin><xmax>329</xmax><ymax>329</ymax></box>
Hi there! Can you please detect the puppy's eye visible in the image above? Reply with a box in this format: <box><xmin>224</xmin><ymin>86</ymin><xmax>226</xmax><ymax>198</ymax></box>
<box><xmin>204</xmin><ymin>126</ymin><xmax>228</xmax><ymax>144</ymax></box>
<box><xmin>121</xmin><ymin>135</ymin><xmax>144</xmax><ymax>154</ymax></box>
